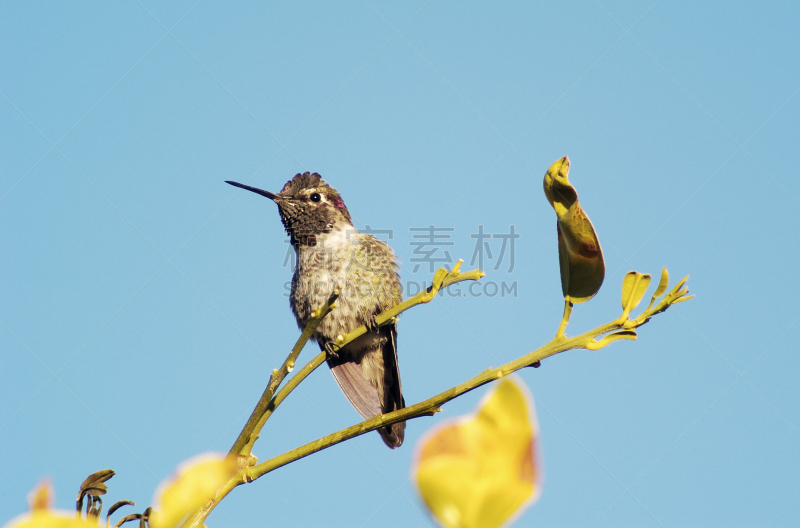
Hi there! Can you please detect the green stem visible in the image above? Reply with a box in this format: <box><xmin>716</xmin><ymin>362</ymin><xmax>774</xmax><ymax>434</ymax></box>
<box><xmin>249</xmin><ymin>330</ymin><xmax>589</xmax><ymax>478</ymax></box>
<box><xmin>241</xmin><ymin>260</ymin><xmax>485</xmax><ymax>454</ymax></box>
<box><xmin>328</xmin><ymin>261</ymin><xmax>484</xmax><ymax>353</ymax></box>
<box><xmin>248</xmin><ymin>276</ymin><xmax>691</xmax><ymax>479</ymax></box>
<box><xmin>229</xmin><ymin>289</ymin><xmax>340</xmax><ymax>457</ymax></box>
<box><xmin>182</xmin><ymin>269</ymin><xmax>690</xmax><ymax>528</ymax></box>
<box><xmin>229</xmin><ymin>261</ymin><xmax>485</xmax><ymax>457</ymax></box>
<box><xmin>240</xmin><ymin>351</ymin><xmax>326</xmax><ymax>456</ymax></box>
<box><xmin>555</xmin><ymin>299</ymin><xmax>573</xmax><ymax>338</ymax></box>
<box><xmin>182</xmin><ymin>263</ymin><xmax>483</xmax><ymax>528</ymax></box>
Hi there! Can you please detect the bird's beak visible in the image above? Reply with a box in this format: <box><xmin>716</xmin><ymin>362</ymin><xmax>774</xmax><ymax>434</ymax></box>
<box><xmin>225</xmin><ymin>181</ymin><xmax>279</xmax><ymax>201</ymax></box>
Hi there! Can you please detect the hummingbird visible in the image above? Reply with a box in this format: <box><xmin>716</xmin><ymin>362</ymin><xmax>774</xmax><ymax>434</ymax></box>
<box><xmin>226</xmin><ymin>172</ymin><xmax>406</xmax><ymax>448</ymax></box>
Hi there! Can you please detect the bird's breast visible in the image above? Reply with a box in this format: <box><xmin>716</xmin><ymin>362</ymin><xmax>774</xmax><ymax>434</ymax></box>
<box><xmin>289</xmin><ymin>228</ymin><xmax>402</xmax><ymax>343</ymax></box>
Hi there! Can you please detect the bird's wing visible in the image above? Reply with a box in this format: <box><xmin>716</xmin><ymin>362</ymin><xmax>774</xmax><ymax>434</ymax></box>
<box><xmin>380</xmin><ymin>323</ymin><xmax>405</xmax><ymax>448</ymax></box>
<box><xmin>326</xmin><ymin>324</ymin><xmax>405</xmax><ymax>448</ymax></box>
<box><xmin>384</xmin><ymin>323</ymin><xmax>404</xmax><ymax>413</ymax></box>
<box><xmin>328</xmin><ymin>354</ymin><xmax>383</xmax><ymax>419</ymax></box>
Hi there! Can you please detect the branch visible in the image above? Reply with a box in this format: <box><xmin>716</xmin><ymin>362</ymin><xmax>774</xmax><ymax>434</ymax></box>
<box><xmin>236</xmin><ymin>260</ymin><xmax>484</xmax><ymax>457</ymax></box>
<box><xmin>229</xmin><ymin>289</ymin><xmax>340</xmax><ymax>457</ymax></box>
<box><xmin>244</xmin><ymin>273</ymin><xmax>692</xmax><ymax>479</ymax></box>
<box><xmin>330</xmin><ymin>260</ymin><xmax>485</xmax><ymax>353</ymax></box>
<box><xmin>183</xmin><ymin>269</ymin><xmax>690</xmax><ymax>528</ymax></box>
<box><xmin>183</xmin><ymin>261</ymin><xmax>484</xmax><ymax>528</ymax></box>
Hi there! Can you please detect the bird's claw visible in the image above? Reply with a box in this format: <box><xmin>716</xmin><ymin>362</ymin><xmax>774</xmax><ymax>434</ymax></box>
<box><xmin>366</xmin><ymin>315</ymin><xmax>380</xmax><ymax>333</ymax></box>
<box><xmin>324</xmin><ymin>341</ymin><xmax>339</xmax><ymax>359</ymax></box>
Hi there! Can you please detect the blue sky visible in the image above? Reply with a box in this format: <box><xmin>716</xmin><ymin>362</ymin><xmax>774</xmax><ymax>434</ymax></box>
<box><xmin>2</xmin><ymin>1</ymin><xmax>799</xmax><ymax>527</ymax></box>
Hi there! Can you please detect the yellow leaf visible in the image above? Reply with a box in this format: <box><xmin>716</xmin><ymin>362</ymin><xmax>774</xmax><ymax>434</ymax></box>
<box><xmin>621</xmin><ymin>271</ymin><xmax>652</xmax><ymax>316</ymax></box>
<box><xmin>4</xmin><ymin>481</ymin><xmax>100</xmax><ymax>528</ymax></box>
<box><xmin>4</xmin><ymin>511</ymin><xmax>97</xmax><ymax>528</ymax></box>
<box><xmin>544</xmin><ymin>157</ymin><xmax>604</xmax><ymax>303</ymax></box>
<box><xmin>412</xmin><ymin>378</ymin><xmax>543</xmax><ymax>528</ymax></box>
<box><xmin>149</xmin><ymin>453</ymin><xmax>238</xmax><ymax>528</ymax></box>
<box><xmin>653</xmin><ymin>267</ymin><xmax>669</xmax><ymax>299</ymax></box>
<box><xmin>27</xmin><ymin>479</ymin><xmax>52</xmax><ymax>512</ymax></box>
<box><xmin>3</xmin><ymin>512</ymin><xmax>99</xmax><ymax>528</ymax></box>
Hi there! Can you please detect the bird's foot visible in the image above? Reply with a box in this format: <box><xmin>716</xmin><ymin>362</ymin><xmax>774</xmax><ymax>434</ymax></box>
<box><xmin>324</xmin><ymin>341</ymin><xmax>339</xmax><ymax>360</ymax></box>
<box><xmin>366</xmin><ymin>315</ymin><xmax>380</xmax><ymax>333</ymax></box>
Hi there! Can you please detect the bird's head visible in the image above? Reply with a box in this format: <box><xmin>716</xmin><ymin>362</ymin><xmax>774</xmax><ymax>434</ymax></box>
<box><xmin>226</xmin><ymin>172</ymin><xmax>352</xmax><ymax>246</ymax></box>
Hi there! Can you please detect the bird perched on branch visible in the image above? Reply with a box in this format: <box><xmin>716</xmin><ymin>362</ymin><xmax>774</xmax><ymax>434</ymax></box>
<box><xmin>226</xmin><ymin>173</ymin><xmax>406</xmax><ymax>448</ymax></box>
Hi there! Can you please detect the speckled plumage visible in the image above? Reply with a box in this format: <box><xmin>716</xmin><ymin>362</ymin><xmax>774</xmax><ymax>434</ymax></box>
<box><xmin>228</xmin><ymin>172</ymin><xmax>406</xmax><ymax>448</ymax></box>
<box><xmin>291</xmin><ymin>231</ymin><xmax>402</xmax><ymax>342</ymax></box>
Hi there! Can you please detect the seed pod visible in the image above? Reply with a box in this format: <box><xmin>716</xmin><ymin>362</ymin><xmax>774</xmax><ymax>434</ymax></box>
<box><xmin>543</xmin><ymin>156</ymin><xmax>605</xmax><ymax>303</ymax></box>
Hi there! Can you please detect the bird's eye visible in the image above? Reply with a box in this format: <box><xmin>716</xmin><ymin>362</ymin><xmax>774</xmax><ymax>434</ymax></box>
<box><xmin>310</xmin><ymin>193</ymin><xmax>321</xmax><ymax>202</ymax></box>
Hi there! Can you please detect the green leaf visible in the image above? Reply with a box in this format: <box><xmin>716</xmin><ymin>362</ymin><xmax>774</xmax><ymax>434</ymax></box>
<box><xmin>76</xmin><ymin>470</ymin><xmax>114</xmax><ymax>514</ymax></box>
<box><xmin>671</xmin><ymin>275</ymin><xmax>689</xmax><ymax>294</ymax></box>
<box><xmin>79</xmin><ymin>470</ymin><xmax>114</xmax><ymax>492</ymax></box>
<box><xmin>653</xmin><ymin>267</ymin><xmax>669</xmax><ymax>299</ymax></box>
<box><xmin>644</xmin><ymin>267</ymin><xmax>670</xmax><ymax>312</ymax></box>
<box><xmin>589</xmin><ymin>330</ymin><xmax>638</xmax><ymax>350</ymax></box>
<box><xmin>112</xmin><ymin>514</ymin><xmax>142</xmax><ymax>528</ymax></box>
<box><xmin>621</xmin><ymin>271</ymin><xmax>651</xmax><ymax>316</ymax></box>
<box><xmin>107</xmin><ymin>501</ymin><xmax>135</xmax><ymax>527</ymax></box>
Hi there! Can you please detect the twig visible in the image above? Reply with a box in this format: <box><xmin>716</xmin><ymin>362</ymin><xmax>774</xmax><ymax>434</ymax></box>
<box><xmin>230</xmin><ymin>289</ymin><xmax>340</xmax><ymax>457</ymax></box>
<box><xmin>247</xmin><ymin>274</ymin><xmax>691</xmax><ymax>478</ymax></box>
<box><xmin>182</xmin><ymin>271</ymin><xmax>690</xmax><ymax>528</ymax></box>
<box><xmin>237</xmin><ymin>260</ymin><xmax>484</xmax><ymax>456</ymax></box>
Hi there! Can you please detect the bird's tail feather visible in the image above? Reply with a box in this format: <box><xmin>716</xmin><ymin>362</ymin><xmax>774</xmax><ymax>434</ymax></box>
<box><xmin>327</xmin><ymin>325</ymin><xmax>405</xmax><ymax>448</ymax></box>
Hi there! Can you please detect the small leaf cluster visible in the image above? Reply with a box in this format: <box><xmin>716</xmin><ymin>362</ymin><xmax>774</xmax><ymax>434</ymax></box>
<box><xmin>75</xmin><ymin>470</ymin><xmax>147</xmax><ymax>528</ymax></box>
